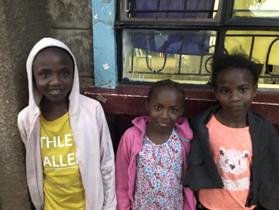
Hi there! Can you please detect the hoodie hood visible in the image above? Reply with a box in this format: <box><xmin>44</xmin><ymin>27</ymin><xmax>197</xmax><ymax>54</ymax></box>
<box><xmin>26</xmin><ymin>37</ymin><xmax>80</xmax><ymax>116</ymax></box>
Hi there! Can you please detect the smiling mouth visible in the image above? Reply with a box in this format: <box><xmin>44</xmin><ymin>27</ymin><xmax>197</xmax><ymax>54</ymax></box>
<box><xmin>49</xmin><ymin>89</ymin><xmax>62</xmax><ymax>95</ymax></box>
<box><xmin>231</xmin><ymin>105</ymin><xmax>243</xmax><ymax>108</ymax></box>
<box><xmin>158</xmin><ymin>121</ymin><xmax>170</xmax><ymax>126</ymax></box>
<box><xmin>230</xmin><ymin>106</ymin><xmax>244</xmax><ymax>111</ymax></box>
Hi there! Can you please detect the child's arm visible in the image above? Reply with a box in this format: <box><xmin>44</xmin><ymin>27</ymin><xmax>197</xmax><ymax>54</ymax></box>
<box><xmin>97</xmin><ymin>105</ymin><xmax>117</xmax><ymax>209</ymax></box>
<box><xmin>116</xmin><ymin>130</ymin><xmax>132</xmax><ymax>210</ymax></box>
<box><xmin>17</xmin><ymin>110</ymin><xmax>28</xmax><ymax>146</ymax></box>
<box><xmin>259</xmin><ymin>122</ymin><xmax>279</xmax><ymax>209</ymax></box>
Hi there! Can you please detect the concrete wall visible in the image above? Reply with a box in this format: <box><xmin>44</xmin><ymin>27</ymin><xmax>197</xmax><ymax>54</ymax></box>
<box><xmin>0</xmin><ymin>1</ymin><xmax>92</xmax><ymax>209</ymax></box>
<box><xmin>47</xmin><ymin>0</ymin><xmax>93</xmax><ymax>89</ymax></box>
<box><xmin>0</xmin><ymin>1</ymin><xmax>49</xmax><ymax>209</ymax></box>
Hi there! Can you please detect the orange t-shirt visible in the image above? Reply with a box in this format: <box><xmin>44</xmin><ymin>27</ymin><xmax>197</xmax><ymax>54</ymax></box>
<box><xmin>198</xmin><ymin>115</ymin><xmax>255</xmax><ymax>210</ymax></box>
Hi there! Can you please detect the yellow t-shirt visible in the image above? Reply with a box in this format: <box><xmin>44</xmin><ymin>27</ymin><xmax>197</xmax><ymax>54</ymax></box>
<box><xmin>40</xmin><ymin>112</ymin><xmax>85</xmax><ymax>210</ymax></box>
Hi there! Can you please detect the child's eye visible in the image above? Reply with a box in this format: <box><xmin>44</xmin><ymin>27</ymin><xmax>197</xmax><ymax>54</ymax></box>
<box><xmin>239</xmin><ymin>87</ymin><xmax>248</xmax><ymax>93</ymax></box>
<box><xmin>38</xmin><ymin>72</ymin><xmax>49</xmax><ymax>79</ymax></box>
<box><xmin>170</xmin><ymin>107</ymin><xmax>178</xmax><ymax>114</ymax></box>
<box><xmin>60</xmin><ymin>70</ymin><xmax>71</xmax><ymax>78</ymax></box>
<box><xmin>219</xmin><ymin>89</ymin><xmax>228</xmax><ymax>95</ymax></box>
<box><xmin>153</xmin><ymin>105</ymin><xmax>161</xmax><ymax>111</ymax></box>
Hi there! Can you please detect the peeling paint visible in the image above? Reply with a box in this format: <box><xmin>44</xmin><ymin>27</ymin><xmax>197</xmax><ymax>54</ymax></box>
<box><xmin>101</xmin><ymin>0</ymin><xmax>112</xmax><ymax>3</ymax></box>
<box><xmin>92</xmin><ymin>0</ymin><xmax>117</xmax><ymax>88</ymax></box>
<box><xmin>99</xmin><ymin>80</ymin><xmax>113</xmax><ymax>88</ymax></box>
<box><xmin>102</xmin><ymin>63</ymin><xmax>110</xmax><ymax>70</ymax></box>
<box><xmin>93</xmin><ymin>18</ymin><xmax>113</xmax><ymax>25</ymax></box>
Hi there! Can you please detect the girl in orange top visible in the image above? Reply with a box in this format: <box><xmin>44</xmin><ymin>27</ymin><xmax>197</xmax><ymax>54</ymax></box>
<box><xmin>185</xmin><ymin>54</ymin><xmax>279</xmax><ymax>210</ymax></box>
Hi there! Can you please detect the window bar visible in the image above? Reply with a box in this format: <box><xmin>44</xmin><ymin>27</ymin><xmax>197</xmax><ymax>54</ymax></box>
<box><xmin>198</xmin><ymin>56</ymin><xmax>204</xmax><ymax>75</ymax></box>
<box><xmin>215</xmin><ymin>29</ymin><xmax>225</xmax><ymax>56</ymax></box>
<box><xmin>133</xmin><ymin>9</ymin><xmax>216</xmax><ymax>14</ymax></box>
<box><xmin>177</xmin><ymin>54</ymin><xmax>182</xmax><ymax>74</ymax></box>
<box><xmin>157</xmin><ymin>0</ymin><xmax>161</xmax><ymax>17</ymax></box>
<box><xmin>205</xmin><ymin>45</ymin><xmax>217</xmax><ymax>74</ymax></box>
<box><xmin>183</xmin><ymin>0</ymin><xmax>188</xmax><ymax>11</ymax></box>
<box><xmin>130</xmin><ymin>47</ymin><xmax>135</xmax><ymax>73</ymax></box>
<box><xmin>145</xmin><ymin>51</ymin><xmax>168</xmax><ymax>73</ymax></box>
<box><xmin>125</xmin><ymin>0</ymin><xmax>131</xmax><ymax>18</ymax></box>
<box><xmin>130</xmin><ymin>71</ymin><xmax>210</xmax><ymax>76</ymax></box>
<box><xmin>265</xmin><ymin>37</ymin><xmax>279</xmax><ymax>75</ymax></box>
<box><xmin>233</xmin><ymin>9</ymin><xmax>279</xmax><ymax>14</ymax></box>
<box><xmin>177</xmin><ymin>36</ymin><xmax>186</xmax><ymax>75</ymax></box>
<box><xmin>248</xmin><ymin>36</ymin><xmax>255</xmax><ymax>61</ymax></box>
<box><xmin>130</xmin><ymin>33</ymin><xmax>136</xmax><ymax>73</ymax></box>
<box><xmin>205</xmin><ymin>55</ymin><xmax>213</xmax><ymax>73</ymax></box>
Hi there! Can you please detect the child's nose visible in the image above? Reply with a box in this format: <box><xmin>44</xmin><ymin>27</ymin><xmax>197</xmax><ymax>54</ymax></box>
<box><xmin>161</xmin><ymin>109</ymin><xmax>168</xmax><ymax>118</ymax></box>
<box><xmin>50</xmin><ymin>74</ymin><xmax>61</xmax><ymax>85</ymax></box>
<box><xmin>230</xmin><ymin>91</ymin><xmax>240</xmax><ymax>101</ymax></box>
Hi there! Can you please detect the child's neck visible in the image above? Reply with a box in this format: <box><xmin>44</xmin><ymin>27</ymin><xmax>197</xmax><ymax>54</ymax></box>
<box><xmin>215</xmin><ymin>109</ymin><xmax>248</xmax><ymax>128</ymax></box>
<box><xmin>40</xmin><ymin>98</ymin><xmax>69</xmax><ymax>121</ymax></box>
<box><xmin>146</xmin><ymin>123</ymin><xmax>173</xmax><ymax>145</ymax></box>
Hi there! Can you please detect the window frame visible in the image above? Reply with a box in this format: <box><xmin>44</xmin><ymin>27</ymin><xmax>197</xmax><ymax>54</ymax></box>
<box><xmin>116</xmin><ymin>0</ymin><xmax>279</xmax><ymax>85</ymax></box>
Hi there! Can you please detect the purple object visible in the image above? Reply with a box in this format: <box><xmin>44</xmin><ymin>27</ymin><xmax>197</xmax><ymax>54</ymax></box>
<box><xmin>132</xmin><ymin>0</ymin><xmax>215</xmax><ymax>54</ymax></box>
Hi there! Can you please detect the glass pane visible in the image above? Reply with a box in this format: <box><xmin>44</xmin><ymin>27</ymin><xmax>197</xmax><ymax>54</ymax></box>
<box><xmin>128</xmin><ymin>0</ymin><xmax>219</xmax><ymax>20</ymax></box>
<box><xmin>233</xmin><ymin>0</ymin><xmax>279</xmax><ymax>18</ymax></box>
<box><xmin>122</xmin><ymin>30</ymin><xmax>216</xmax><ymax>84</ymax></box>
<box><xmin>225</xmin><ymin>30</ymin><xmax>279</xmax><ymax>87</ymax></box>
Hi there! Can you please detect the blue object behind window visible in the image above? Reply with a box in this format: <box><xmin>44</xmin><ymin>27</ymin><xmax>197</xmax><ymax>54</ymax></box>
<box><xmin>133</xmin><ymin>0</ymin><xmax>215</xmax><ymax>55</ymax></box>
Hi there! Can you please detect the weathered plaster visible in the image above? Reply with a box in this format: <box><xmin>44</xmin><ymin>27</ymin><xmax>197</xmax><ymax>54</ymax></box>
<box><xmin>0</xmin><ymin>1</ymin><xmax>94</xmax><ymax>208</ymax></box>
<box><xmin>47</xmin><ymin>0</ymin><xmax>92</xmax><ymax>28</ymax></box>
<box><xmin>92</xmin><ymin>0</ymin><xmax>118</xmax><ymax>88</ymax></box>
<box><xmin>0</xmin><ymin>0</ymin><xmax>49</xmax><ymax>209</ymax></box>
<box><xmin>49</xmin><ymin>28</ymin><xmax>93</xmax><ymax>79</ymax></box>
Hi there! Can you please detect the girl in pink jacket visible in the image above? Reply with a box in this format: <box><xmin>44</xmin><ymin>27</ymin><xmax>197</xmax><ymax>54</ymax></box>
<box><xmin>116</xmin><ymin>79</ymin><xmax>196</xmax><ymax>210</ymax></box>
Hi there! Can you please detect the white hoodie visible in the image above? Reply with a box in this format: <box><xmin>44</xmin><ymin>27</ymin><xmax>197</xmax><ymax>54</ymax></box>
<box><xmin>17</xmin><ymin>37</ymin><xmax>116</xmax><ymax>210</ymax></box>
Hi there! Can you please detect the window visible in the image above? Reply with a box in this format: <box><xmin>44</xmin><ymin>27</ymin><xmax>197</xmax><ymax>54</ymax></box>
<box><xmin>117</xmin><ymin>0</ymin><xmax>279</xmax><ymax>88</ymax></box>
<box><xmin>233</xmin><ymin>0</ymin><xmax>279</xmax><ymax>17</ymax></box>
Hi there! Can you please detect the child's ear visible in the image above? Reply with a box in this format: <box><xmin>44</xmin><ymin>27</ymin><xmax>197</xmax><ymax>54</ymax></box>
<box><xmin>180</xmin><ymin>107</ymin><xmax>185</xmax><ymax>116</ymax></box>
<box><xmin>178</xmin><ymin>103</ymin><xmax>185</xmax><ymax>117</ymax></box>
<box><xmin>252</xmin><ymin>84</ymin><xmax>258</xmax><ymax>97</ymax></box>
<box><xmin>213</xmin><ymin>87</ymin><xmax>218</xmax><ymax>98</ymax></box>
<box><xmin>176</xmin><ymin>95</ymin><xmax>185</xmax><ymax>116</ymax></box>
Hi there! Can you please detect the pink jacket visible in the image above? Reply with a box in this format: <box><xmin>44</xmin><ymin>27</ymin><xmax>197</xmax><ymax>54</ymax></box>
<box><xmin>116</xmin><ymin>116</ymin><xmax>196</xmax><ymax>210</ymax></box>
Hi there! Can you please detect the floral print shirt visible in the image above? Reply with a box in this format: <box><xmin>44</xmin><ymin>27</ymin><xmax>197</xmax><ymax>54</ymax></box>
<box><xmin>132</xmin><ymin>129</ymin><xmax>183</xmax><ymax>210</ymax></box>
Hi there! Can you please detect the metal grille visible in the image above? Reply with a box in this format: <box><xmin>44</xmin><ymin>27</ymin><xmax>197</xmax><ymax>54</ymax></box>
<box><xmin>119</xmin><ymin>0</ymin><xmax>279</xmax><ymax>85</ymax></box>
<box><xmin>124</xmin><ymin>31</ymin><xmax>279</xmax><ymax>84</ymax></box>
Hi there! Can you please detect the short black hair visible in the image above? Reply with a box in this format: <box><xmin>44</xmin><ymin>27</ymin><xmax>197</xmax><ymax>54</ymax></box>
<box><xmin>147</xmin><ymin>79</ymin><xmax>185</xmax><ymax>103</ymax></box>
<box><xmin>211</xmin><ymin>54</ymin><xmax>262</xmax><ymax>88</ymax></box>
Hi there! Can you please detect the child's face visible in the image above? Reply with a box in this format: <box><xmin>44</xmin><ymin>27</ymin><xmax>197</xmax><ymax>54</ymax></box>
<box><xmin>32</xmin><ymin>47</ymin><xmax>74</xmax><ymax>103</ymax></box>
<box><xmin>146</xmin><ymin>86</ymin><xmax>184</xmax><ymax>131</ymax></box>
<box><xmin>214</xmin><ymin>68</ymin><xmax>257</xmax><ymax>117</ymax></box>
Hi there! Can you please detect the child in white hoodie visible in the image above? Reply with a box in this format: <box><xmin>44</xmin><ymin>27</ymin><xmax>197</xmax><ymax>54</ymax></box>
<box><xmin>17</xmin><ymin>37</ymin><xmax>116</xmax><ymax>210</ymax></box>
